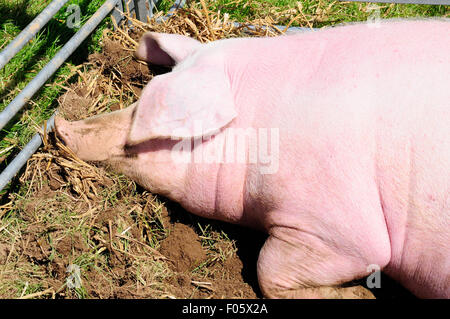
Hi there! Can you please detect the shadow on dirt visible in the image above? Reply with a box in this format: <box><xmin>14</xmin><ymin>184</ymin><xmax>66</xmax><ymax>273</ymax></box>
<box><xmin>164</xmin><ymin>199</ymin><xmax>266</xmax><ymax>298</ymax></box>
<box><xmin>163</xmin><ymin>198</ymin><xmax>416</xmax><ymax>299</ymax></box>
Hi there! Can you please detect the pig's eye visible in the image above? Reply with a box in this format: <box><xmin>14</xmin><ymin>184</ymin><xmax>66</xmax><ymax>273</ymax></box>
<box><xmin>123</xmin><ymin>143</ymin><xmax>139</xmax><ymax>157</ymax></box>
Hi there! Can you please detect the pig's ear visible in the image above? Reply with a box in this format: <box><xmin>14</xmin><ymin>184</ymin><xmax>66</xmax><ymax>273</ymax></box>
<box><xmin>135</xmin><ymin>32</ymin><xmax>202</xmax><ymax>66</ymax></box>
<box><xmin>127</xmin><ymin>68</ymin><xmax>237</xmax><ymax>144</ymax></box>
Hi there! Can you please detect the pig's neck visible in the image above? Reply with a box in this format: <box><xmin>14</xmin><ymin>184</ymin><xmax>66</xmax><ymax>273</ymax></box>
<box><xmin>119</xmin><ymin>135</ymin><xmax>247</xmax><ymax>225</ymax></box>
<box><xmin>174</xmin><ymin>141</ymin><xmax>248</xmax><ymax>226</ymax></box>
<box><xmin>111</xmin><ymin>138</ymin><xmax>190</xmax><ymax>204</ymax></box>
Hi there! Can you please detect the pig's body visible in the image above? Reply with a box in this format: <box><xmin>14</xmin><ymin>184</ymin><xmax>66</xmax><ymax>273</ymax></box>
<box><xmin>55</xmin><ymin>20</ymin><xmax>450</xmax><ymax>298</ymax></box>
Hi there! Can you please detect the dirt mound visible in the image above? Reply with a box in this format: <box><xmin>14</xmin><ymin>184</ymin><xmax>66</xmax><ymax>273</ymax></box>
<box><xmin>160</xmin><ymin>223</ymin><xmax>208</xmax><ymax>273</ymax></box>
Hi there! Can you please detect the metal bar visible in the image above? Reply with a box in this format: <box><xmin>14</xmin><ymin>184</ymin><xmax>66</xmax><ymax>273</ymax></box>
<box><xmin>168</xmin><ymin>0</ymin><xmax>186</xmax><ymax>13</ymax></box>
<box><xmin>0</xmin><ymin>0</ymin><xmax>119</xmax><ymax>132</ymax></box>
<box><xmin>111</xmin><ymin>0</ymin><xmax>126</xmax><ymax>28</ymax></box>
<box><xmin>124</xmin><ymin>0</ymin><xmax>137</xmax><ymax>27</ymax></box>
<box><xmin>233</xmin><ymin>22</ymin><xmax>315</xmax><ymax>34</ymax></box>
<box><xmin>134</xmin><ymin>0</ymin><xmax>149</xmax><ymax>21</ymax></box>
<box><xmin>0</xmin><ymin>114</ymin><xmax>55</xmax><ymax>192</ymax></box>
<box><xmin>112</xmin><ymin>0</ymin><xmax>158</xmax><ymax>28</ymax></box>
<box><xmin>0</xmin><ymin>0</ymin><xmax>70</xmax><ymax>70</ymax></box>
<box><xmin>156</xmin><ymin>0</ymin><xmax>185</xmax><ymax>22</ymax></box>
<box><xmin>127</xmin><ymin>0</ymin><xmax>136</xmax><ymax>18</ymax></box>
<box><xmin>338</xmin><ymin>0</ymin><xmax>449</xmax><ymax>4</ymax></box>
<box><xmin>148</xmin><ymin>0</ymin><xmax>156</xmax><ymax>19</ymax></box>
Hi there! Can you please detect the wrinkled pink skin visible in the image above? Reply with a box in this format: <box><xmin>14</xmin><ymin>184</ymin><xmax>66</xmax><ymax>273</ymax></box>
<box><xmin>55</xmin><ymin>20</ymin><xmax>450</xmax><ymax>298</ymax></box>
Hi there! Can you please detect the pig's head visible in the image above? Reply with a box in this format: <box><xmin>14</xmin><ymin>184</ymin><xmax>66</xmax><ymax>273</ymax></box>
<box><xmin>55</xmin><ymin>32</ymin><xmax>238</xmax><ymax>162</ymax></box>
<box><xmin>127</xmin><ymin>32</ymin><xmax>238</xmax><ymax>146</ymax></box>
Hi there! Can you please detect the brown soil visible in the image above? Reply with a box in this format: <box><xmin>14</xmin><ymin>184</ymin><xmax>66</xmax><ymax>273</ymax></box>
<box><xmin>160</xmin><ymin>223</ymin><xmax>207</xmax><ymax>273</ymax></box>
<box><xmin>6</xmin><ymin>153</ymin><xmax>262</xmax><ymax>298</ymax></box>
<box><xmin>159</xmin><ymin>214</ymin><xmax>259</xmax><ymax>298</ymax></box>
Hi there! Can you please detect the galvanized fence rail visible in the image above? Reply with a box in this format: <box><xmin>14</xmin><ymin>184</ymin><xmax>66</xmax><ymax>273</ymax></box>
<box><xmin>0</xmin><ymin>0</ymin><xmax>447</xmax><ymax>193</ymax></box>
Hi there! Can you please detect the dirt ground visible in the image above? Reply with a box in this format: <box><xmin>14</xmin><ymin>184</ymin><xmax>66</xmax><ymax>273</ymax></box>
<box><xmin>0</xmin><ymin>9</ymin><xmax>417</xmax><ymax>299</ymax></box>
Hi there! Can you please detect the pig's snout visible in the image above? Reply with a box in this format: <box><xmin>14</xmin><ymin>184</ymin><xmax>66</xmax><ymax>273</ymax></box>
<box><xmin>54</xmin><ymin>115</ymin><xmax>79</xmax><ymax>154</ymax></box>
<box><xmin>54</xmin><ymin>115</ymin><xmax>106</xmax><ymax>161</ymax></box>
<box><xmin>53</xmin><ymin>108</ymin><xmax>134</xmax><ymax>162</ymax></box>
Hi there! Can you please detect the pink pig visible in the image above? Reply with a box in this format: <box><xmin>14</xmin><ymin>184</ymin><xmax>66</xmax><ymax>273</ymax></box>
<box><xmin>55</xmin><ymin>19</ymin><xmax>450</xmax><ymax>298</ymax></box>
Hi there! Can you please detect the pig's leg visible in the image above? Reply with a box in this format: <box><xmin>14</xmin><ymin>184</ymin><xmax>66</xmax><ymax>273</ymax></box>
<box><xmin>257</xmin><ymin>227</ymin><xmax>386</xmax><ymax>299</ymax></box>
<box><xmin>55</xmin><ymin>103</ymin><xmax>137</xmax><ymax>162</ymax></box>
